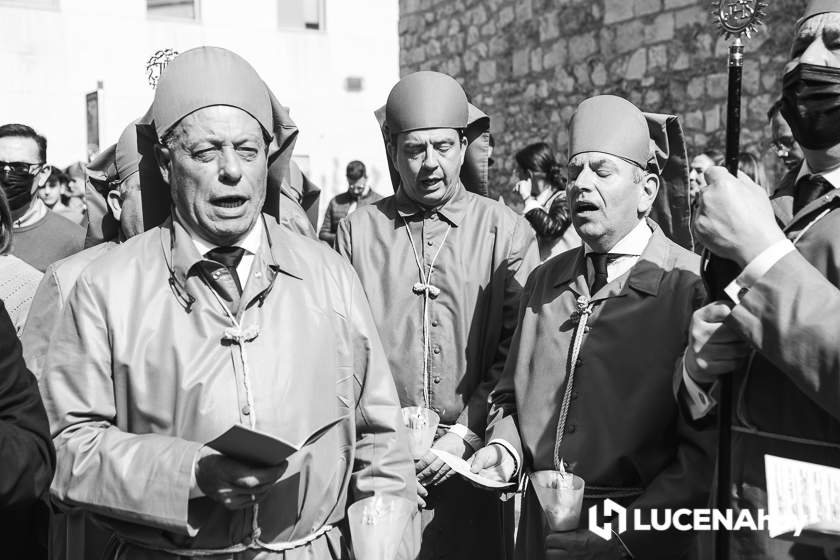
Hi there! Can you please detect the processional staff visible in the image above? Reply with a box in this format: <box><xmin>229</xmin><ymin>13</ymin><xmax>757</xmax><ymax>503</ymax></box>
<box><xmin>704</xmin><ymin>2</ymin><xmax>766</xmax><ymax>560</ymax></box>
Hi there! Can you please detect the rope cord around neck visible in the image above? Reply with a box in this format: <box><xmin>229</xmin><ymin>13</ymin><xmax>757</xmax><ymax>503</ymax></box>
<box><xmin>401</xmin><ymin>215</ymin><xmax>452</xmax><ymax>408</ymax></box>
<box><xmin>553</xmin><ymin>296</ymin><xmax>595</xmax><ymax>472</ymax></box>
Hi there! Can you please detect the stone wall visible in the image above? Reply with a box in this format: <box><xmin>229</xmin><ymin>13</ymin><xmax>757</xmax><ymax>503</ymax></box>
<box><xmin>398</xmin><ymin>0</ymin><xmax>806</xmax><ymax>200</ymax></box>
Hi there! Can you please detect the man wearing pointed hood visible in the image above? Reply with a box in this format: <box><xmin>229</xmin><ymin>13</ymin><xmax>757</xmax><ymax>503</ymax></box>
<box><xmin>683</xmin><ymin>1</ymin><xmax>840</xmax><ymax>557</ymax></box>
<box><xmin>336</xmin><ymin>70</ymin><xmax>538</xmax><ymax>560</ymax></box>
<box><xmin>472</xmin><ymin>95</ymin><xmax>714</xmax><ymax>560</ymax></box>
<box><xmin>40</xmin><ymin>46</ymin><xmax>414</xmax><ymax>559</ymax></box>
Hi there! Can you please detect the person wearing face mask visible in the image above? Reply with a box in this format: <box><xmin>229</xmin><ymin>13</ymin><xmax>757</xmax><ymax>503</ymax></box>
<box><xmin>318</xmin><ymin>160</ymin><xmax>381</xmax><ymax>246</ymax></box>
<box><xmin>767</xmin><ymin>98</ymin><xmax>805</xmax><ymax>174</ymax></box>
<box><xmin>680</xmin><ymin>1</ymin><xmax>840</xmax><ymax>557</ymax></box>
<box><xmin>336</xmin><ymin>71</ymin><xmax>539</xmax><ymax>560</ymax></box>
<box><xmin>0</xmin><ymin>124</ymin><xmax>85</xmax><ymax>272</ymax></box>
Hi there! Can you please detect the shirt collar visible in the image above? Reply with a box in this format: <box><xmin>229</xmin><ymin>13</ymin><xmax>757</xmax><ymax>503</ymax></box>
<box><xmin>181</xmin><ymin>214</ymin><xmax>264</xmax><ymax>257</ymax></box>
<box><xmin>394</xmin><ymin>182</ymin><xmax>468</xmax><ymax>227</ymax></box>
<box><xmin>13</xmin><ymin>198</ymin><xmax>47</xmax><ymax>228</ymax></box>
<box><xmin>583</xmin><ymin>218</ymin><xmax>652</xmax><ymax>256</ymax></box>
<box><xmin>795</xmin><ymin>159</ymin><xmax>840</xmax><ymax>189</ymax></box>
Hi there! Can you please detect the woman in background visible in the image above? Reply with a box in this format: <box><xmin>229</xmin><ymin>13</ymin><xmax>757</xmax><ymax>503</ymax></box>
<box><xmin>0</xmin><ymin>187</ymin><xmax>42</xmax><ymax>332</ymax></box>
<box><xmin>512</xmin><ymin>142</ymin><xmax>580</xmax><ymax>261</ymax></box>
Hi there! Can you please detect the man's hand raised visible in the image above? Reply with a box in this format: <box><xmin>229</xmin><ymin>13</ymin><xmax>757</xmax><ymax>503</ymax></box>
<box><xmin>685</xmin><ymin>301</ymin><xmax>751</xmax><ymax>385</ymax></box>
<box><xmin>694</xmin><ymin>166</ymin><xmax>786</xmax><ymax>267</ymax></box>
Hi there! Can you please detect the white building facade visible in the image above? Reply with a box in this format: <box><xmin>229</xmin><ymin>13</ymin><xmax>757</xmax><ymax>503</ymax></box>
<box><xmin>0</xmin><ymin>0</ymin><xmax>399</xmax><ymax>224</ymax></box>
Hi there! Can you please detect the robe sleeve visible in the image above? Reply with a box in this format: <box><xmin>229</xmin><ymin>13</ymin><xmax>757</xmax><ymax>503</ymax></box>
<box><xmin>19</xmin><ymin>262</ymin><xmax>63</xmax><ymax>382</ymax></box>
<box><xmin>318</xmin><ymin>200</ymin><xmax>336</xmax><ymax>246</ymax></box>
<box><xmin>335</xmin><ymin>216</ymin><xmax>352</xmax><ymax>261</ymax></box>
<box><xmin>345</xmin><ymin>266</ymin><xmax>414</xmax><ymax>504</ymax></box>
<box><xmin>457</xmin><ymin>216</ymin><xmax>538</xmax><ymax>438</ymax></box>
<box><xmin>41</xmin><ymin>275</ymin><xmax>203</xmax><ymax>536</ymax></box>
<box><xmin>483</xmin><ymin>271</ymin><xmax>538</xmax><ymax>466</ymax></box>
<box><xmin>0</xmin><ymin>301</ymin><xmax>55</xmax><ymax>507</ymax></box>
<box><xmin>620</xmin><ymin>275</ymin><xmax>715</xmax><ymax>558</ymax></box>
<box><xmin>726</xmin><ymin>249</ymin><xmax>840</xmax><ymax>421</ymax></box>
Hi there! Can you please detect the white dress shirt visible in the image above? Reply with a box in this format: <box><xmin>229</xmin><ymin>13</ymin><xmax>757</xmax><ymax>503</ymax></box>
<box><xmin>182</xmin><ymin>216</ymin><xmax>264</xmax><ymax>286</ymax></box>
<box><xmin>584</xmin><ymin>218</ymin><xmax>653</xmax><ymax>284</ymax></box>
<box><xmin>489</xmin><ymin>219</ymin><xmax>654</xmax><ymax>477</ymax></box>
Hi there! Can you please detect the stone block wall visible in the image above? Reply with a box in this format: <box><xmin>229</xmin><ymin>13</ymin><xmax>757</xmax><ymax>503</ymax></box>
<box><xmin>398</xmin><ymin>0</ymin><xmax>806</xmax><ymax>200</ymax></box>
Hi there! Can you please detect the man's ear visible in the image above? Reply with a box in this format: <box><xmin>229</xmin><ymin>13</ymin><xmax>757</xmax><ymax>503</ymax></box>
<box><xmin>459</xmin><ymin>134</ymin><xmax>468</xmax><ymax>166</ymax></box>
<box><xmin>386</xmin><ymin>136</ymin><xmax>398</xmax><ymax>166</ymax></box>
<box><xmin>154</xmin><ymin>144</ymin><xmax>172</xmax><ymax>186</ymax></box>
<box><xmin>106</xmin><ymin>189</ymin><xmax>123</xmax><ymax>221</ymax></box>
<box><xmin>639</xmin><ymin>173</ymin><xmax>660</xmax><ymax>215</ymax></box>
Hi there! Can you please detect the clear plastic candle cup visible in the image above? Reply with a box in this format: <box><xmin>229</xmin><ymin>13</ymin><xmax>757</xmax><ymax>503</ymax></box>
<box><xmin>401</xmin><ymin>406</ymin><xmax>440</xmax><ymax>460</ymax></box>
<box><xmin>347</xmin><ymin>494</ymin><xmax>415</xmax><ymax>560</ymax></box>
<box><xmin>530</xmin><ymin>470</ymin><xmax>586</xmax><ymax>532</ymax></box>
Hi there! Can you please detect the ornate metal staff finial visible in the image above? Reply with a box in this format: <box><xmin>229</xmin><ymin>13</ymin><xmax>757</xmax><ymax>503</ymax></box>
<box><xmin>711</xmin><ymin>0</ymin><xmax>768</xmax><ymax>39</ymax></box>
<box><xmin>145</xmin><ymin>48</ymin><xmax>179</xmax><ymax>89</ymax></box>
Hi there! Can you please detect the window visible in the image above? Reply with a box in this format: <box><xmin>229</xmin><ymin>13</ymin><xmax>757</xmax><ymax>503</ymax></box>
<box><xmin>0</xmin><ymin>0</ymin><xmax>58</xmax><ymax>9</ymax></box>
<box><xmin>147</xmin><ymin>0</ymin><xmax>199</xmax><ymax>20</ymax></box>
<box><xmin>345</xmin><ymin>77</ymin><xmax>364</xmax><ymax>92</ymax></box>
<box><xmin>278</xmin><ymin>0</ymin><xmax>323</xmax><ymax>31</ymax></box>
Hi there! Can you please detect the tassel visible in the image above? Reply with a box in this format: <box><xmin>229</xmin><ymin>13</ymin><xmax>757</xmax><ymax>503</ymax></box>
<box><xmin>223</xmin><ymin>324</ymin><xmax>261</xmax><ymax>344</ymax></box>
<box><xmin>412</xmin><ymin>282</ymin><xmax>441</xmax><ymax>299</ymax></box>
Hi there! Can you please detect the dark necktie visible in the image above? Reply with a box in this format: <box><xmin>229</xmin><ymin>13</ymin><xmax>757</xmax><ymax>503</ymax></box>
<box><xmin>205</xmin><ymin>246</ymin><xmax>246</xmax><ymax>295</ymax></box>
<box><xmin>588</xmin><ymin>253</ymin><xmax>611</xmax><ymax>294</ymax></box>
<box><xmin>793</xmin><ymin>175</ymin><xmax>834</xmax><ymax>214</ymax></box>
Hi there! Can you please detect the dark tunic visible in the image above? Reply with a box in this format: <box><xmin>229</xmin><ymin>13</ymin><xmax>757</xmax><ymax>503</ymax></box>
<box><xmin>487</xmin><ymin>223</ymin><xmax>714</xmax><ymax>560</ymax></box>
<box><xmin>0</xmin><ymin>300</ymin><xmax>55</xmax><ymax>559</ymax></box>
<box><xmin>714</xmin><ymin>166</ymin><xmax>840</xmax><ymax>559</ymax></box>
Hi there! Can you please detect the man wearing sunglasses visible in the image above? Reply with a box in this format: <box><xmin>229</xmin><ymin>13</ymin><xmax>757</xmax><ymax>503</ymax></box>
<box><xmin>0</xmin><ymin>124</ymin><xmax>84</xmax><ymax>272</ymax></box>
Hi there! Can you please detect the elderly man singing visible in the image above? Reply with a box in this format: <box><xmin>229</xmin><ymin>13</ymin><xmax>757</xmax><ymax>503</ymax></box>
<box><xmin>40</xmin><ymin>46</ymin><xmax>414</xmax><ymax>559</ymax></box>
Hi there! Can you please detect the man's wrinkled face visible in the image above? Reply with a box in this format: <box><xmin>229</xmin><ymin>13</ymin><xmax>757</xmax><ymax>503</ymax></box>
<box><xmin>786</xmin><ymin>13</ymin><xmax>840</xmax><ymax>73</ymax></box>
<box><xmin>157</xmin><ymin>105</ymin><xmax>268</xmax><ymax>246</ymax></box>
<box><xmin>770</xmin><ymin>112</ymin><xmax>804</xmax><ymax>170</ymax></box>
<box><xmin>38</xmin><ymin>178</ymin><xmax>61</xmax><ymax>206</ymax></box>
<box><xmin>389</xmin><ymin>128</ymin><xmax>466</xmax><ymax>207</ymax></box>
<box><xmin>688</xmin><ymin>154</ymin><xmax>714</xmax><ymax>199</ymax></box>
<box><xmin>567</xmin><ymin>152</ymin><xmax>655</xmax><ymax>251</ymax></box>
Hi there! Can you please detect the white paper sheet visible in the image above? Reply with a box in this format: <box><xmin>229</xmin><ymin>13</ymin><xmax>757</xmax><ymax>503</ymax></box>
<box><xmin>431</xmin><ymin>449</ymin><xmax>515</xmax><ymax>489</ymax></box>
<box><xmin>764</xmin><ymin>454</ymin><xmax>840</xmax><ymax>538</ymax></box>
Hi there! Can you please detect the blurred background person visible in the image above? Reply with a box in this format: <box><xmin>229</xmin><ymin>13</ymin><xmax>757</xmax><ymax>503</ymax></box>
<box><xmin>319</xmin><ymin>159</ymin><xmax>381</xmax><ymax>246</ymax></box>
<box><xmin>61</xmin><ymin>161</ymin><xmax>87</xmax><ymax>225</ymax></box>
<box><xmin>0</xmin><ymin>187</ymin><xmax>42</xmax><ymax>332</ymax></box>
<box><xmin>737</xmin><ymin>151</ymin><xmax>769</xmax><ymax>194</ymax></box>
<box><xmin>688</xmin><ymin>149</ymin><xmax>722</xmax><ymax>210</ymax></box>
<box><xmin>37</xmin><ymin>167</ymin><xmax>82</xmax><ymax>224</ymax></box>
<box><xmin>511</xmin><ymin>142</ymin><xmax>580</xmax><ymax>261</ymax></box>
<box><xmin>0</xmin><ymin>124</ymin><xmax>84</xmax><ymax>272</ymax></box>
<box><xmin>35</xmin><ymin>167</ymin><xmax>62</xmax><ymax>211</ymax></box>
<box><xmin>768</xmin><ymin>98</ymin><xmax>804</xmax><ymax>173</ymax></box>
